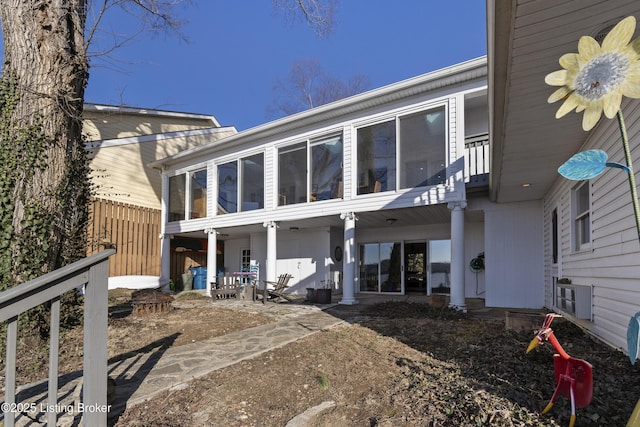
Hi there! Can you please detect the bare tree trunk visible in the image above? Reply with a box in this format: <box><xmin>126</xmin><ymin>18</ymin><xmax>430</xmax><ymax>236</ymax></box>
<box><xmin>0</xmin><ymin>0</ymin><xmax>89</xmax><ymax>284</ymax></box>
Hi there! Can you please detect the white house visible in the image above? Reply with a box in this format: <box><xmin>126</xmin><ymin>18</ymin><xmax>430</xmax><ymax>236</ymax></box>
<box><xmin>144</xmin><ymin>0</ymin><xmax>640</xmax><ymax>359</ymax></box>
<box><xmin>152</xmin><ymin>56</ymin><xmax>545</xmax><ymax>313</ymax></box>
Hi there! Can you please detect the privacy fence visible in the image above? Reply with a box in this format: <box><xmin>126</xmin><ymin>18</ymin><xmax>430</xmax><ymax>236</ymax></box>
<box><xmin>87</xmin><ymin>198</ymin><xmax>161</xmax><ymax>277</ymax></box>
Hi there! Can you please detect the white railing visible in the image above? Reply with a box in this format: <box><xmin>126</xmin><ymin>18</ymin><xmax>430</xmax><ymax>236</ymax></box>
<box><xmin>0</xmin><ymin>249</ymin><xmax>115</xmax><ymax>427</ymax></box>
<box><xmin>465</xmin><ymin>134</ymin><xmax>490</xmax><ymax>186</ymax></box>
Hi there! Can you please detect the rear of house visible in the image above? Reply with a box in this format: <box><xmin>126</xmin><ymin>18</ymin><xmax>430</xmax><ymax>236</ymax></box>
<box><xmin>152</xmin><ymin>57</ymin><xmax>545</xmax><ymax>312</ymax></box>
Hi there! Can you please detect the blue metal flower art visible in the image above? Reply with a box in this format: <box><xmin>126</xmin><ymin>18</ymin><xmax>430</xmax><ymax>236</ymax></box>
<box><xmin>558</xmin><ymin>149</ymin><xmax>629</xmax><ymax>180</ymax></box>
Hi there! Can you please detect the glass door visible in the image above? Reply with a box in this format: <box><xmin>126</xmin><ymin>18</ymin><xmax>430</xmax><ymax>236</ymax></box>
<box><xmin>405</xmin><ymin>242</ymin><xmax>427</xmax><ymax>293</ymax></box>
<box><xmin>359</xmin><ymin>242</ymin><xmax>402</xmax><ymax>293</ymax></box>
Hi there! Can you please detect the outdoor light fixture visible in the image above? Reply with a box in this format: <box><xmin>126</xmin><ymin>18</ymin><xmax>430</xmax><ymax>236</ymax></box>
<box><xmin>521</xmin><ymin>183</ymin><xmax>531</xmax><ymax>188</ymax></box>
<box><xmin>289</xmin><ymin>226</ymin><xmax>299</xmax><ymax>232</ymax></box>
<box><xmin>386</xmin><ymin>218</ymin><xmax>397</xmax><ymax>225</ymax></box>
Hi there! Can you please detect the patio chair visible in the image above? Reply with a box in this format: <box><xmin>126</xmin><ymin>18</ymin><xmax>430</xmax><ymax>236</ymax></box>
<box><xmin>212</xmin><ymin>275</ymin><xmax>241</xmax><ymax>300</ymax></box>
<box><xmin>255</xmin><ymin>273</ymin><xmax>293</xmax><ymax>303</ymax></box>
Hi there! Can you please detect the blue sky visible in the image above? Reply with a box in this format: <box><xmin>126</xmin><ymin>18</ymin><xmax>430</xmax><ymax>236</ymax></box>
<box><xmin>85</xmin><ymin>1</ymin><xmax>487</xmax><ymax>131</ymax></box>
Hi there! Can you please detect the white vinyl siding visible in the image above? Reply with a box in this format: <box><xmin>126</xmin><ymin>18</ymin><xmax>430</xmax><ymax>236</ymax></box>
<box><xmin>542</xmin><ymin>100</ymin><xmax>640</xmax><ymax>351</ymax></box>
<box><xmin>484</xmin><ymin>200</ymin><xmax>544</xmax><ymax>308</ymax></box>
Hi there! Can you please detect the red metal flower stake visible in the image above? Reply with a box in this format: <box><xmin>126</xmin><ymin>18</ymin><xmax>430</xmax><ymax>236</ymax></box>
<box><xmin>526</xmin><ymin>313</ymin><xmax>593</xmax><ymax>427</ymax></box>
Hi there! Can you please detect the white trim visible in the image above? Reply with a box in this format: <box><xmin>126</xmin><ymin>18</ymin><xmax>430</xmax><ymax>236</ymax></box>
<box><xmin>85</xmin><ymin>126</ymin><xmax>237</xmax><ymax>150</ymax></box>
<box><xmin>151</xmin><ymin>57</ymin><xmax>487</xmax><ymax>168</ymax></box>
<box><xmin>83</xmin><ymin>103</ymin><xmax>221</xmax><ymax>127</ymax></box>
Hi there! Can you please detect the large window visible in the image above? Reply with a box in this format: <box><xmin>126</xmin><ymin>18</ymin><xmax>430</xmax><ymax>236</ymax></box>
<box><xmin>168</xmin><ymin>174</ymin><xmax>186</xmax><ymax>221</ymax></box>
<box><xmin>168</xmin><ymin>169</ymin><xmax>206</xmax><ymax>221</ymax></box>
<box><xmin>218</xmin><ymin>153</ymin><xmax>264</xmax><ymax>214</ymax></box>
<box><xmin>311</xmin><ymin>135</ymin><xmax>343</xmax><ymax>201</ymax></box>
<box><xmin>241</xmin><ymin>154</ymin><xmax>264</xmax><ymax>211</ymax></box>
<box><xmin>399</xmin><ymin>108</ymin><xmax>446</xmax><ymax>188</ymax></box>
<box><xmin>357</xmin><ymin>121</ymin><xmax>396</xmax><ymax>194</ymax></box>
<box><xmin>573</xmin><ymin>181</ymin><xmax>591</xmax><ymax>250</ymax></box>
<box><xmin>357</xmin><ymin>105</ymin><xmax>447</xmax><ymax>195</ymax></box>
<box><xmin>218</xmin><ymin>162</ymin><xmax>238</xmax><ymax>214</ymax></box>
<box><xmin>278</xmin><ymin>142</ymin><xmax>307</xmax><ymax>206</ymax></box>
<box><xmin>279</xmin><ymin>134</ymin><xmax>343</xmax><ymax>206</ymax></box>
<box><xmin>190</xmin><ymin>169</ymin><xmax>207</xmax><ymax>219</ymax></box>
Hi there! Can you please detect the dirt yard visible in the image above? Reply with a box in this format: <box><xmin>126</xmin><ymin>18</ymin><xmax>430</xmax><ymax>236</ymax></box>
<box><xmin>5</xmin><ymin>290</ymin><xmax>640</xmax><ymax>426</ymax></box>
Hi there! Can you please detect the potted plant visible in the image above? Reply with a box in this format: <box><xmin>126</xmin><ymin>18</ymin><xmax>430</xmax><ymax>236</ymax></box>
<box><xmin>315</xmin><ymin>280</ymin><xmax>332</xmax><ymax>304</ymax></box>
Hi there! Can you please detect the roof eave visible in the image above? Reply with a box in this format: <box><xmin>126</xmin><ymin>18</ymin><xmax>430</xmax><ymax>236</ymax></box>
<box><xmin>487</xmin><ymin>0</ymin><xmax>515</xmax><ymax>203</ymax></box>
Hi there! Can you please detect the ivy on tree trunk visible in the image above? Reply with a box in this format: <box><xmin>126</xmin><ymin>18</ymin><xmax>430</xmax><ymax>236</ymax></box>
<box><xmin>0</xmin><ymin>0</ymin><xmax>91</xmax><ymax>335</ymax></box>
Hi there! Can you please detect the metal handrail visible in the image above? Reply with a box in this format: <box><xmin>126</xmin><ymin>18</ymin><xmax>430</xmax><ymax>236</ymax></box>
<box><xmin>1</xmin><ymin>249</ymin><xmax>115</xmax><ymax>427</ymax></box>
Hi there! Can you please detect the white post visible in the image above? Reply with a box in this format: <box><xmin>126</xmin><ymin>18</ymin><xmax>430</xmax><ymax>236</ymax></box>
<box><xmin>159</xmin><ymin>233</ymin><xmax>172</xmax><ymax>289</ymax></box>
<box><xmin>205</xmin><ymin>227</ymin><xmax>217</xmax><ymax>297</ymax></box>
<box><xmin>448</xmin><ymin>201</ymin><xmax>467</xmax><ymax>312</ymax></box>
<box><xmin>263</xmin><ymin>221</ymin><xmax>278</xmax><ymax>283</ymax></box>
<box><xmin>339</xmin><ymin>212</ymin><xmax>358</xmax><ymax>305</ymax></box>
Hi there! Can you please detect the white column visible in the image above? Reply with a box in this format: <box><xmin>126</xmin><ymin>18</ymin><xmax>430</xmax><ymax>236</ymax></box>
<box><xmin>339</xmin><ymin>212</ymin><xmax>358</xmax><ymax>305</ymax></box>
<box><xmin>448</xmin><ymin>201</ymin><xmax>467</xmax><ymax>312</ymax></box>
<box><xmin>205</xmin><ymin>227</ymin><xmax>217</xmax><ymax>297</ymax></box>
<box><xmin>159</xmin><ymin>233</ymin><xmax>172</xmax><ymax>290</ymax></box>
<box><xmin>263</xmin><ymin>221</ymin><xmax>278</xmax><ymax>283</ymax></box>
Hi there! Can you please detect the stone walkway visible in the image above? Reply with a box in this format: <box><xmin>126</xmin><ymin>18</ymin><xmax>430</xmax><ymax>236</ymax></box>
<box><xmin>2</xmin><ymin>300</ymin><xmax>346</xmax><ymax>427</ymax></box>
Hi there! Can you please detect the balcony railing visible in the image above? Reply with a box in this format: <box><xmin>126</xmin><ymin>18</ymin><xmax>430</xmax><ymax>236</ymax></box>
<box><xmin>465</xmin><ymin>134</ymin><xmax>489</xmax><ymax>187</ymax></box>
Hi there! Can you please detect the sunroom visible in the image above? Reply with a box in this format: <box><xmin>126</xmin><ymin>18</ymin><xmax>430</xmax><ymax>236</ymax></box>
<box><xmin>152</xmin><ymin>57</ymin><xmax>488</xmax><ymax>309</ymax></box>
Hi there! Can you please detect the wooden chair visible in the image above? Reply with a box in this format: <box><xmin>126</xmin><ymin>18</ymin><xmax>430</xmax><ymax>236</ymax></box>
<box><xmin>255</xmin><ymin>274</ymin><xmax>293</xmax><ymax>303</ymax></box>
<box><xmin>212</xmin><ymin>275</ymin><xmax>241</xmax><ymax>300</ymax></box>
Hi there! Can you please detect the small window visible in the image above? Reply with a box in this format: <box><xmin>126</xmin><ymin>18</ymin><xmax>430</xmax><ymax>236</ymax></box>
<box><xmin>573</xmin><ymin>181</ymin><xmax>591</xmax><ymax>250</ymax></box>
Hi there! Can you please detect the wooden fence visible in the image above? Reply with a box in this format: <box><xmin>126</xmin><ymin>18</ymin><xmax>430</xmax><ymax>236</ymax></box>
<box><xmin>171</xmin><ymin>252</ymin><xmax>206</xmax><ymax>288</ymax></box>
<box><xmin>87</xmin><ymin>198</ymin><xmax>161</xmax><ymax>277</ymax></box>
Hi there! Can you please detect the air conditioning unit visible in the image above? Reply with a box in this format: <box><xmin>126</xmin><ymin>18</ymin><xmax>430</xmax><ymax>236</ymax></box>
<box><xmin>555</xmin><ymin>283</ymin><xmax>592</xmax><ymax>320</ymax></box>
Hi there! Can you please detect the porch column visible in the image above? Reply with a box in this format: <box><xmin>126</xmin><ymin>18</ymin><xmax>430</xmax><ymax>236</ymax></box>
<box><xmin>339</xmin><ymin>212</ymin><xmax>358</xmax><ymax>305</ymax></box>
<box><xmin>159</xmin><ymin>233</ymin><xmax>172</xmax><ymax>290</ymax></box>
<box><xmin>448</xmin><ymin>201</ymin><xmax>467</xmax><ymax>312</ymax></box>
<box><xmin>205</xmin><ymin>227</ymin><xmax>217</xmax><ymax>297</ymax></box>
<box><xmin>263</xmin><ymin>221</ymin><xmax>278</xmax><ymax>284</ymax></box>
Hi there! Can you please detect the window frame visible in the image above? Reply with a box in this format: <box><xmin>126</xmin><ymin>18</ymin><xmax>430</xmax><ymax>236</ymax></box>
<box><xmin>216</xmin><ymin>151</ymin><xmax>265</xmax><ymax>215</ymax></box>
<box><xmin>167</xmin><ymin>167</ymin><xmax>208</xmax><ymax>223</ymax></box>
<box><xmin>168</xmin><ymin>173</ymin><xmax>186</xmax><ymax>222</ymax></box>
<box><xmin>572</xmin><ymin>180</ymin><xmax>591</xmax><ymax>252</ymax></box>
<box><xmin>189</xmin><ymin>168</ymin><xmax>208</xmax><ymax>219</ymax></box>
<box><xmin>355</xmin><ymin>102</ymin><xmax>449</xmax><ymax>196</ymax></box>
<box><xmin>277</xmin><ymin>132</ymin><xmax>344</xmax><ymax>207</ymax></box>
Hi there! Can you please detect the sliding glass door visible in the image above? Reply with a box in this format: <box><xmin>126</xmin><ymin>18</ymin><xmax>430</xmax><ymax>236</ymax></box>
<box><xmin>359</xmin><ymin>242</ymin><xmax>401</xmax><ymax>293</ymax></box>
<box><xmin>429</xmin><ymin>240</ymin><xmax>451</xmax><ymax>294</ymax></box>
